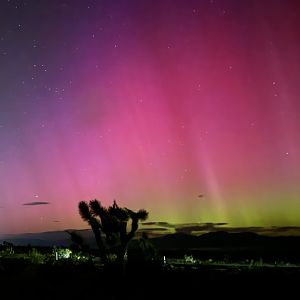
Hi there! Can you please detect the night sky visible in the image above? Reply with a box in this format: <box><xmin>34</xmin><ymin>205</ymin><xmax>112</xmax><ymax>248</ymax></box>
<box><xmin>0</xmin><ymin>0</ymin><xmax>300</xmax><ymax>234</ymax></box>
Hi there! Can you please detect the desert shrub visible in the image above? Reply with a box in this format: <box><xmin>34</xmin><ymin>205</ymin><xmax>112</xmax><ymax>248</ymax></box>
<box><xmin>29</xmin><ymin>248</ymin><xmax>46</xmax><ymax>264</ymax></box>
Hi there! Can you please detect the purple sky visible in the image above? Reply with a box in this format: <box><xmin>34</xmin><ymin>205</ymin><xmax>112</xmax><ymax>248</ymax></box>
<box><xmin>0</xmin><ymin>0</ymin><xmax>299</xmax><ymax>234</ymax></box>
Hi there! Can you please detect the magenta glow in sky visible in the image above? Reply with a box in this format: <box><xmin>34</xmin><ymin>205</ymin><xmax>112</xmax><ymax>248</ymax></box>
<box><xmin>0</xmin><ymin>0</ymin><xmax>300</xmax><ymax>234</ymax></box>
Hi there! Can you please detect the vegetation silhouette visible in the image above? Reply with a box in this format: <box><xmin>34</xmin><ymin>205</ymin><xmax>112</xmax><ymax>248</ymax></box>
<box><xmin>65</xmin><ymin>230</ymin><xmax>90</xmax><ymax>253</ymax></box>
<box><xmin>126</xmin><ymin>232</ymin><xmax>161</xmax><ymax>276</ymax></box>
<box><xmin>78</xmin><ymin>199</ymin><xmax>149</xmax><ymax>270</ymax></box>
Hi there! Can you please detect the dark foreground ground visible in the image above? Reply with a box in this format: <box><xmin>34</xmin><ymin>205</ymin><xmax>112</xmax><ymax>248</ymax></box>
<box><xmin>1</xmin><ymin>260</ymin><xmax>299</xmax><ymax>299</ymax></box>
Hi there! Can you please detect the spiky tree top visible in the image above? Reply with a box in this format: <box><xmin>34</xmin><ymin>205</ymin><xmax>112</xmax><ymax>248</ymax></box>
<box><xmin>78</xmin><ymin>199</ymin><xmax>149</xmax><ymax>250</ymax></box>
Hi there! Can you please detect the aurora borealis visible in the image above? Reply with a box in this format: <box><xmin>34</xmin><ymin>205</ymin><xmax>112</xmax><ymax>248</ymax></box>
<box><xmin>0</xmin><ymin>0</ymin><xmax>300</xmax><ymax>234</ymax></box>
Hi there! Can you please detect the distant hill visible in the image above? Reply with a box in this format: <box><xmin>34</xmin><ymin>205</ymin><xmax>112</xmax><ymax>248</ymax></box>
<box><xmin>0</xmin><ymin>229</ymin><xmax>96</xmax><ymax>248</ymax></box>
<box><xmin>150</xmin><ymin>231</ymin><xmax>300</xmax><ymax>250</ymax></box>
<box><xmin>1</xmin><ymin>230</ymin><xmax>300</xmax><ymax>251</ymax></box>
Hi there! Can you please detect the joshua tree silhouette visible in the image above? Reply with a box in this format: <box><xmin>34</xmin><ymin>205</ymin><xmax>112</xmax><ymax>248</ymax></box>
<box><xmin>78</xmin><ymin>199</ymin><xmax>148</xmax><ymax>266</ymax></box>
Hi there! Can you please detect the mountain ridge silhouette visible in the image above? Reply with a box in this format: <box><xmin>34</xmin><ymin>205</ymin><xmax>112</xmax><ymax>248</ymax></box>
<box><xmin>1</xmin><ymin>229</ymin><xmax>300</xmax><ymax>251</ymax></box>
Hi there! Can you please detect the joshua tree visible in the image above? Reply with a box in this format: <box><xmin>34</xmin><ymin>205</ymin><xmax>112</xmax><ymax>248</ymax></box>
<box><xmin>78</xmin><ymin>199</ymin><xmax>148</xmax><ymax>266</ymax></box>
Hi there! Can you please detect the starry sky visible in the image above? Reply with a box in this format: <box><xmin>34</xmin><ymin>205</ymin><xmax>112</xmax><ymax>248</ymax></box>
<box><xmin>0</xmin><ymin>0</ymin><xmax>300</xmax><ymax>235</ymax></box>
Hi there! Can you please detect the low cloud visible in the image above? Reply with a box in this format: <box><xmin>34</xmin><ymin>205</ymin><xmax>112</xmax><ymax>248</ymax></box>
<box><xmin>141</xmin><ymin>221</ymin><xmax>300</xmax><ymax>237</ymax></box>
<box><xmin>175</xmin><ymin>225</ymin><xmax>300</xmax><ymax>236</ymax></box>
<box><xmin>142</xmin><ymin>222</ymin><xmax>175</xmax><ymax>228</ymax></box>
<box><xmin>139</xmin><ymin>227</ymin><xmax>169</xmax><ymax>232</ymax></box>
<box><xmin>269</xmin><ymin>226</ymin><xmax>300</xmax><ymax>232</ymax></box>
<box><xmin>140</xmin><ymin>222</ymin><xmax>229</xmax><ymax>237</ymax></box>
<box><xmin>175</xmin><ymin>222</ymin><xmax>228</xmax><ymax>234</ymax></box>
<box><xmin>23</xmin><ymin>202</ymin><xmax>50</xmax><ymax>206</ymax></box>
<box><xmin>176</xmin><ymin>225</ymin><xmax>300</xmax><ymax>236</ymax></box>
<box><xmin>256</xmin><ymin>226</ymin><xmax>300</xmax><ymax>236</ymax></box>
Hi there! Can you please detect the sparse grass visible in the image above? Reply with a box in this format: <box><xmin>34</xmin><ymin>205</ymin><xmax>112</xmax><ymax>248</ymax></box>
<box><xmin>0</xmin><ymin>246</ymin><xmax>299</xmax><ymax>299</ymax></box>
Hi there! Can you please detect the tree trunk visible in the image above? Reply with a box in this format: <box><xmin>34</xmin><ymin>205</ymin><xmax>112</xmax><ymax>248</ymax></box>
<box><xmin>91</xmin><ymin>225</ymin><xmax>107</xmax><ymax>264</ymax></box>
<box><xmin>116</xmin><ymin>243</ymin><xmax>128</xmax><ymax>275</ymax></box>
